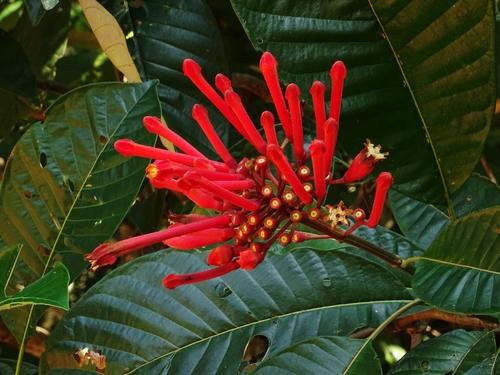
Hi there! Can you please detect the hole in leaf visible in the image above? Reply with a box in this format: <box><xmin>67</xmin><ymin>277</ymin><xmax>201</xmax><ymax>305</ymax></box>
<box><xmin>24</xmin><ymin>190</ymin><xmax>33</xmax><ymax>199</ymax></box>
<box><xmin>38</xmin><ymin>245</ymin><xmax>49</xmax><ymax>256</ymax></box>
<box><xmin>242</xmin><ymin>335</ymin><xmax>269</xmax><ymax>371</ymax></box>
<box><xmin>420</xmin><ymin>360</ymin><xmax>429</xmax><ymax>371</ymax></box>
<box><xmin>64</xmin><ymin>237</ymin><xmax>74</xmax><ymax>247</ymax></box>
<box><xmin>322</xmin><ymin>277</ymin><xmax>331</xmax><ymax>287</ymax></box>
<box><xmin>53</xmin><ymin>254</ymin><xmax>63</xmax><ymax>263</ymax></box>
<box><xmin>214</xmin><ymin>282</ymin><xmax>232</xmax><ymax>299</ymax></box>
<box><xmin>467</xmin><ymin>195</ymin><xmax>472</xmax><ymax>201</ymax></box>
<box><xmin>68</xmin><ymin>179</ymin><xmax>75</xmax><ymax>192</ymax></box>
<box><xmin>99</xmin><ymin>135</ymin><xmax>107</xmax><ymax>145</ymax></box>
<box><xmin>257</xmin><ymin>38</ymin><xmax>263</xmax><ymax>44</ymax></box>
<box><xmin>40</xmin><ymin>152</ymin><xmax>47</xmax><ymax>168</ymax></box>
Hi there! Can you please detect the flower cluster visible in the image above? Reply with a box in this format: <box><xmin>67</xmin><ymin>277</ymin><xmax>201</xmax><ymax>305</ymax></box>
<box><xmin>84</xmin><ymin>52</ymin><xmax>393</xmax><ymax>289</ymax></box>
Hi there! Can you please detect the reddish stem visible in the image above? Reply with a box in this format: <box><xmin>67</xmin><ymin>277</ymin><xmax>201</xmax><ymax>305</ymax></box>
<box><xmin>267</xmin><ymin>145</ymin><xmax>312</xmax><ymax>205</ymax></box>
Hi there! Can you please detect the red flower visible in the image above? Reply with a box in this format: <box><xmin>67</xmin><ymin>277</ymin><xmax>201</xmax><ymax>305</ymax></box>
<box><xmin>85</xmin><ymin>52</ymin><xmax>393</xmax><ymax>288</ymax></box>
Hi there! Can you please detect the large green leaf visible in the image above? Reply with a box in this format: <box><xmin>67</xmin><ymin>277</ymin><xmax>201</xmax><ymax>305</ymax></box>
<box><xmin>41</xmin><ymin>249</ymin><xmax>413</xmax><ymax>374</ymax></box>
<box><xmin>387</xmin><ymin>330</ymin><xmax>495</xmax><ymax>375</ymax></box>
<box><xmin>231</xmin><ymin>0</ymin><xmax>495</xmax><ymax>213</ymax></box>
<box><xmin>412</xmin><ymin>207</ymin><xmax>500</xmax><ymax>314</ymax></box>
<box><xmin>0</xmin><ymin>245</ymin><xmax>69</xmax><ymax>311</ymax></box>
<box><xmin>0</xmin><ymin>81</ymin><xmax>160</xmax><ymax>342</ymax></box>
<box><xmin>102</xmin><ymin>0</ymin><xmax>230</xmax><ymax>159</ymax></box>
<box><xmin>390</xmin><ymin>173</ymin><xmax>500</xmax><ymax>249</ymax></box>
<box><xmin>251</xmin><ymin>336</ymin><xmax>381</xmax><ymax>375</ymax></box>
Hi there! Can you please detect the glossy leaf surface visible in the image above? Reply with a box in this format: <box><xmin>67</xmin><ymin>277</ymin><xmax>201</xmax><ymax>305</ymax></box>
<box><xmin>231</xmin><ymin>0</ymin><xmax>496</xmax><ymax>212</ymax></box>
<box><xmin>251</xmin><ymin>336</ymin><xmax>381</xmax><ymax>375</ymax></box>
<box><xmin>0</xmin><ymin>81</ymin><xmax>160</xmax><ymax>342</ymax></box>
<box><xmin>390</xmin><ymin>174</ymin><xmax>500</xmax><ymax>249</ymax></box>
<box><xmin>0</xmin><ymin>245</ymin><xmax>69</xmax><ymax>311</ymax></box>
<box><xmin>412</xmin><ymin>207</ymin><xmax>500</xmax><ymax>314</ymax></box>
<box><xmin>41</xmin><ymin>249</ymin><xmax>412</xmax><ymax>374</ymax></box>
<box><xmin>387</xmin><ymin>330</ymin><xmax>495</xmax><ymax>375</ymax></box>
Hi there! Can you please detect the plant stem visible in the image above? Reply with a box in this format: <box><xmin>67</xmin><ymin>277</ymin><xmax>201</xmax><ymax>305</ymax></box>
<box><xmin>302</xmin><ymin>216</ymin><xmax>415</xmax><ymax>274</ymax></box>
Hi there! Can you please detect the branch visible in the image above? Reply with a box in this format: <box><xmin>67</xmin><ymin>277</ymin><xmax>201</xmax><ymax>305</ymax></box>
<box><xmin>301</xmin><ymin>216</ymin><xmax>414</xmax><ymax>274</ymax></box>
<box><xmin>385</xmin><ymin>308</ymin><xmax>499</xmax><ymax>333</ymax></box>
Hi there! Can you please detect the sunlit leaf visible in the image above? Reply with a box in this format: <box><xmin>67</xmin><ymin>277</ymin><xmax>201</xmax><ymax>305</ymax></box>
<box><xmin>0</xmin><ymin>245</ymin><xmax>69</xmax><ymax>311</ymax></box>
<box><xmin>78</xmin><ymin>0</ymin><xmax>141</xmax><ymax>82</ymax></box>
<box><xmin>0</xmin><ymin>81</ymin><xmax>160</xmax><ymax>342</ymax></box>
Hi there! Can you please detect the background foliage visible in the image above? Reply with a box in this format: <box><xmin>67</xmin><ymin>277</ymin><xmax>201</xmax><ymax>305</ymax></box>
<box><xmin>0</xmin><ymin>0</ymin><xmax>499</xmax><ymax>374</ymax></box>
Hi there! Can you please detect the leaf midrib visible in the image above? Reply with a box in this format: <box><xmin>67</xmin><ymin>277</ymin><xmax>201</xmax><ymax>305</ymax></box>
<box><xmin>128</xmin><ymin>299</ymin><xmax>412</xmax><ymax>373</ymax></box>
<box><xmin>18</xmin><ymin>83</ymin><xmax>153</xmax><ymax>361</ymax></box>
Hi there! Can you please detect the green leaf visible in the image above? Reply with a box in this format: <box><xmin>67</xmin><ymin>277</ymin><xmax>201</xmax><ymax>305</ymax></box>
<box><xmin>102</xmin><ymin>0</ymin><xmax>230</xmax><ymax>159</ymax></box>
<box><xmin>270</xmin><ymin>225</ymin><xmax>424</xmax><ymax>286</ymax></box>
<box><xmin>0</xmin><ymin>359</ymin><xmax>39</xmax><ymax>375</ymax></box>
<box><xmin>251</xmin><ymin>336</ymin><xmax>381</xmax><ymax>375</ymax></box>
<box><xmin>0</xmin><ymin>29</ymin><xmax>39</xmax><ymax>104</ymax></box>
<box><xmin>0</xmin><ymin>245</ymin><xmax>69</xmax><ymax>311</ymax></box>
<box><xmin>0</xmin><ymin>0</ymin><xmax>70</xmax><ymax>138</ymax></box>
<box><xmin>40</xmin><ymin>249</ymin><xmax>413</xmax><ymax>374</ymax></box>
<box><xmin>231</xmin><ymin>0</ymin><xmax>496</xmax><ymax>213</ymax></box>
<box><xmin>0</xmin><ymin>81</ymin><xmax>161</xmax><ymax>342</ymax></box>
<box><xmin>412</xmin><ymin>207</ymin><xmax>500</xmax><ymax>314</ymax></box>
<box><xmin>390</xmin><ymin>173</ymin><xmax>500</xmax><ymax>249</ymax></box>
<box><xmin>387</xmin><ymin>330</ymin><xmax>495</xmax><ymax>375</ymax></box>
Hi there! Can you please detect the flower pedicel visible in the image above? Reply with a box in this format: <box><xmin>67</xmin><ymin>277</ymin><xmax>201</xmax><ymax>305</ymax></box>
<box><xmin>84</xmin><ymin>52</ymin><xmax>393</xmax><ymax>289</ymax></box>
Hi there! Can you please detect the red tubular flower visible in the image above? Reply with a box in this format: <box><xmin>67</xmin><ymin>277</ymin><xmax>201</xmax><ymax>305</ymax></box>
<box><xmin>207</xmin><ymin>244</ymin><xmax>235</xmax><ymax>266</ymax></box>
<box><xmin>224</xmin><ymin>89</ymin><xmax>267</xmax><ymax>154</ymax></box>
<box><xmin>267</xmin><ymin>145</ymin><xmax>312</xmax><ymax>205</ymax></box>
<box><xmin>237</xmin><ymin>250</ymin><xmax>263</xmax><ymax>270</ymax></box>
<box><xmin>329</xmin><ymin>61</ymin><xmax>347</xmax><ymax>124</ymax></box>
<box><xmin>309</xmin><ymin>140</ymin><xmax>326</xmax><ymax>204</ymax></box>
<box><xmin>163</xmin><ymin>227</ymin><xmax>235</xmax><ymax>249</ymax></box>
<box><xmin>143</xmin><ymin>116</ymin><xmax>206</xmax><ymax>159</ymax></box>
<box><xmin>183</xmin><ymin>59</ymin><xmax>249</xmax><ymax>139</ymax></box>
<box><xmin>84</xmin><ymin>214</ymin><xmax>232</xmax><ymax>271</ymax></box>
<box><xmin>322</xmin><ymin>118</ymin><xmax>339</xmax><ymax>177</ymax></box>
<box><xmin>183</xmin><ymin>171</ymin><xmax>261</xmax><ymax>212</ymax></box>
<box><xmin>367</xmin><ymin>172</ymin><xmax>394</xmax><ymax>228</ymax></box>
<box><xmin>88</xmin><ymin>52</ymin><xmax>394</xmax><ymax>288</ymax></box>
<box><xmin>310</xmin><ymin>81</ymin><xmax>327</xmax><ymax>140</ymax></box>
<box><xmin>215</xmin><ymin>74</ymin><xmax>233</xmax><ymax>93</ymax></box>
<box><xmin>182</xmin><ymin>188</ymin><xmax>225</xmax><ymax>212</ymax></box>
<box><xmin>285</xmin><ymin>84</ymin><xmax>305</xmax><ymax>163</ymax></box>
<box><xmin>163</xmin><ymin>260</ymin><xmax>240</xmax><ymax>289</ymax></box>
<box><xmin>261</xmin><ymin>111</ymin><xmax>279</xmax><ymax>146</ymax></box>
<box><xmin>192</xmin><ymin>104</ymin><xmax>237</xmax><ymax>169</ymax></box>
<box><xmin>260</xmin><ymin>52</ymin><xmax>293</xmax><ymax>142</ymax></box>
<box><xmin>335</xmin><ymin>139</ymin><xmax>389</xmax><ymax>184</ymax></box>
